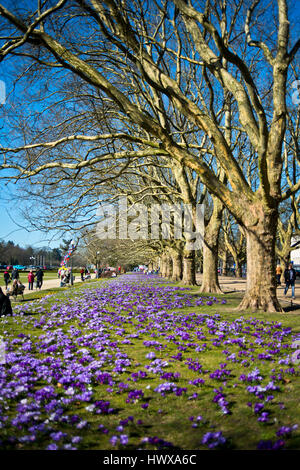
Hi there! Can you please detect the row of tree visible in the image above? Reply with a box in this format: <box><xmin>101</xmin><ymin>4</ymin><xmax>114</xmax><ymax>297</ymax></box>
<box><xmin>0</xmin><ymin>239</ymin><xmax>88</xmax><ymax>268</ymax></box>
<box><xmin>0</xmin><ymin>240</ymin><xmax>62</xmax><ymax>267</ymax></box>
<box><xmin>0</xmin><ymin>0</ymin><xmax>299</xmax><ymax>311</ymax></box>
<box><xmin>82</xmin><ymin>191</ymin><xmax>299</xmax><ymax>283</ymax></box>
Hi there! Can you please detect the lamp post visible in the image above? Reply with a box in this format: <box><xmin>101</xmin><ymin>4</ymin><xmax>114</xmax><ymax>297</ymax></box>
<box><xmin>96</xmin><ymin>251</ymin><xmax>100</xmax><ymax>277</ymax></box>
<box><xmin>71</xmin><ymin>241</ymin><xmax>75</xmax><ymax>269</ymax></box>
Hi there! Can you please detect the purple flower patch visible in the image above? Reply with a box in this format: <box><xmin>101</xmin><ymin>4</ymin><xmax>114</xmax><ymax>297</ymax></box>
<box><xmin>0</xmin><ymin>273</ymin><xmax>298</xmax><ymax>450</ymax></box>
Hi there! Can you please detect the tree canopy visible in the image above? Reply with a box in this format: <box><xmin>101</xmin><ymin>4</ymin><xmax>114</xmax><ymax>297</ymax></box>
<box><xmin>0</xmin><ymin>0</ymin><xmax>299</xmax><ymax>310</ymax></box>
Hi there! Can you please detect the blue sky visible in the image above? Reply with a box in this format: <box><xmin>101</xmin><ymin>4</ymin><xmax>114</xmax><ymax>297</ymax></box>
<box><xmin>0</xmin><ymin>183</ymin><xmax>61</xmax><ymax>249</ymax></box>
<box><xmin>0</xmin><ymin>206</ymin><xmax>60</xmax><ymax>249</ymax></box>
<box><xmin>0</xmin><ymin>34</ymin><xmax>61</xmax><ymax>249</ymax></box>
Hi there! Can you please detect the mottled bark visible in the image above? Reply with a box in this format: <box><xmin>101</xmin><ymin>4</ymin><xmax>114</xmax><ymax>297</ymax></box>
<box><xmin>170</xmin><ymin>251</ymin><xmax>183</xmax><ymax>282</ymax></box>
<box><xmin>165</xmin><ymin>255</ymin><xmax>173</xmax><ymax>278</ymax></box>
<box><xmin>235</xmin><ymin>261</ymin><xmax>242</xmax><ymax>278</ymax></box>
<box><xmin>199</xmin><ymin>197</ymin><xmax>223</xmax><ymax>294</ymax></box>
<box><xmin>160</xmin><ymin>255</ymin><xmax>168</xmax><ymax>278</ymax></box>
<box><xmin>238</xmin><ymin>208</ymin><xmax>282</xmax><ymax>312</ymax></box>
<box><xmin>182</xmin><ymin>249</ymin><xmax>196</xmax><ymax>285</ymax></box>
<box><xmin>221</xmin><ymin>251</ymin><xmax>228</xmax><ymax>276</ymax></box>
<box><xmin>200</xmin><ymin>241</ymin><xmax>223</xmax><ymax>293</ymax></box>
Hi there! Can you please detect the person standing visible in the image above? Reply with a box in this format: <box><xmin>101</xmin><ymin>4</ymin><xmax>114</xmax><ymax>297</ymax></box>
<box><xmin>28</xmin><ymin>270</ymin><xmax>35</xmax><ymax>290</ymax></box>
<box><xmin>36</xmin><ymin>268</ymin><xmax>44</xmax><ymax>290</ymax></box>
<box><xmin>276</xmin><ymin>264</ymin><xmax>283</xmax><ymax>285</ymax></box>
<box><xmin>60</xmin><ymin>272</ymin><xmax>66</xmax><ymax>287</ymax></box>
<box><xmin>80</xmin><ymin>267</ymin><xmax>85</xmax><ymax>281</ymax></box>
<box><xmin>65</xmin><ymin>270</ymin><xmax>71</xmax><ymax>284</ymax></box>
<box><xmin>284</xmin><ymin>263</ymin><xmax>296</xmax><ymax>299</ymax></box>
<box><xmin>0</xmin><ymin>287</ymin><xmax>13</xmax><ymax>316</ymax></box>
<box><xmin>4</xmin><ymin>269</ymin><xmax>10</xmax><ymax>289</ymax></box>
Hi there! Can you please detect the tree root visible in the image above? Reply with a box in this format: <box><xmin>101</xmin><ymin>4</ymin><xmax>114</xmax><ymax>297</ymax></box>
<box><xmin>236</xmin><ymin>293</ymin><xmax>283</xmax><ymax>313</ymax></box>
<box><xmin>198</xmin><ymin>282</ymin><xmax>224</xmax><ymax>294</ymax></box>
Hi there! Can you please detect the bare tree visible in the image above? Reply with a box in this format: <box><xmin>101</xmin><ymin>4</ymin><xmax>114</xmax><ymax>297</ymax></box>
<box><xmin>0</xmin><ymin>0</ymin><xmax>299</xmax><ymax>311</ymax></box>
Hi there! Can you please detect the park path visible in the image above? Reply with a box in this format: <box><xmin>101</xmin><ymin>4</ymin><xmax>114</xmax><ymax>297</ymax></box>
<box><xmin>196</xmin><ymin>274</ymin><xmax>300</xmax><ymax>310</ymax></box>
<box><xmin>0</xmin><ymin>274</ymin><xmax>93</xmax><ymax>295</ymax></box>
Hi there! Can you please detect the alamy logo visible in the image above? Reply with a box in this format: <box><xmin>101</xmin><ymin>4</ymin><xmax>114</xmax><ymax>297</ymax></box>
<box><xmin>96</xmin><ymin>197</ymin><xmax>204</xmax><ymax>250</ymax></box>
<box><xmin>0</xmin><ymin>336</ymin><xmax>5</xmax><ymax>365</ymax></box>
<box><xmin>0</xmin><ymin>80</ymin><xmax>6</xmax><ymax>105</ymax></box>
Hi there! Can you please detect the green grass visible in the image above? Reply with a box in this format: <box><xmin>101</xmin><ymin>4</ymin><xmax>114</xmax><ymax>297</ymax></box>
<box><xmin>0</xmin><ymin>277</ymin><xmax>300</xmax><ymax>450</ymax></box>
<box><xmin>8</xmin><ymin>277</ymin><xmax>100</xmax><ymax>303</ymax></box>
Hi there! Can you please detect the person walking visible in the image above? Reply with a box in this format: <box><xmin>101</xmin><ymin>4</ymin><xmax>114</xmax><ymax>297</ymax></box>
<box><xmin>28</xmin><ymin>270</ymin><xmax>35</xmax><ymax>290</ymax></box>
<box><xmin>35</xmin><ymin>268</ymin><xmax>44</xmax><ymax>290</ymax></box>
<box><xmin>3</xmin><ymin>269</ymin><xmax>10</xmax><ymax>289</ymax></box>
<box><xmin>11</xmin><ymin>268</ymin><xmax>19</xmax><ymax>281</ymax></box>
<box><xmin>284</xmin><ymin>263</ymin><xmax>296</xmax><ymax>299</ymax></box>
<box><xmin>80</xmin><ymin>267</ymin><xmax>85</xmax><ymax>281</ymax></box>
<box><xmin>276</xmin><ymin>264</ymin><xmax>283</xmax><ymax>286</ymax></box>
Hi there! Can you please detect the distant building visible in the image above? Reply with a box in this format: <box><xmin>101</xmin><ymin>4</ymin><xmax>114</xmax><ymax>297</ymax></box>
<box><xmin>291</xmin><ymin>236</ymin><xmax>300</xmax><ymax>265</ymax></box>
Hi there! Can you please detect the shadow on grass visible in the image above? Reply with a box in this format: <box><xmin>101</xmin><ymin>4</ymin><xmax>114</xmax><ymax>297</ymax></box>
<box><xmin>221</xmin><ymin>289</ymin><xmax>243</xmax><ymax>294</ymax></box>
<box><xmin>12</xmin><ymin>297</ymin><xmax>39</xmax><ymax>303</ymax></box>
<box><xmin>19</xmin><ymin>310</ymin><xmax>41</xmax><ymax>316</ymax></box>
<box><xmin>283</xmin><ymin>303</ymin><xmax>300</xmax><ymax>313</ymax></box>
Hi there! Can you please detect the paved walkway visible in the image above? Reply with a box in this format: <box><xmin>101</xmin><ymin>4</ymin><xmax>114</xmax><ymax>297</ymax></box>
<box><xmin>0</xmin><ymin>275</ymin><xmax>92</xmax><ymax>296</ymax></box>
<box><xmin>196</xmin><ymin>274</ymin><xmax>300</xmax><ymax>311</ymax></box>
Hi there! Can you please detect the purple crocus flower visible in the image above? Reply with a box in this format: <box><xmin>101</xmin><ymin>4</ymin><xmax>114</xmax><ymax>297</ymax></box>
<box><xmin>202</xmin><ymin>431</ymin><xmax>226</xmax><ymax>448</ymax></box>
<box><xmin>120</xmin><ymin>434</ymin><xmax>129</xmax><ymax>445</ymax></box>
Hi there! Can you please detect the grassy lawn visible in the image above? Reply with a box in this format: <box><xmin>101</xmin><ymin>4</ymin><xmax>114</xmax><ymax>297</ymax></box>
<box><xmin>7</xmin><ymin>277</ymin><xmax>100</xmax><ymax>303</ymax></box>
<box><xmin>0</xmin><ymin>274</ymin><xmax>299</xmax><ymax>451</ymax></box>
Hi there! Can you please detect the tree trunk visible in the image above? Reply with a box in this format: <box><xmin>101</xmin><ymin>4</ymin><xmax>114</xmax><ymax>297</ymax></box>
<box><xmin>221</xmin><ymin>251</ymin><xmax>228</xmax><ymax>276</ymax></box>
<box><xmin>238</xmin><ymin>210</ymin><xmax>282</xmax><ymax>312</ymax></box>
<box><xmin>165</xmin><ymin>255</ymin><xmax>173</xmax><ymax>278</ymax></box>
<box><xmin>199</xmin><ymin>197</ymin><xmax>223</xmax><ymax>294</ymax></box>
<box><xmin>233</xmin><ymin>254</ymin><xmax>242</xmax><ymax>278</ymax></box>
<box><xmin>160</xmin><ymin>255</ymin><xmax>167</xmax><ymax>278</ymax></box>
<box><xmin>235</xmin><ymin>262</ymin><xmax>242</xmax><ymax>278</ymax></box>
<box><xmin>171</xmin><ymin>251</ymin><xmax>183</xmax><ymax>282</ymax></box>
<box><xmin>199</xmin><ymin>239</ymin><xmax>223</xmax><ymax>293</ymax></box>
<box><xmin>182</xmin><ymin>249</ymin><xmax>197</xmax><ymax>285</ymax></box>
